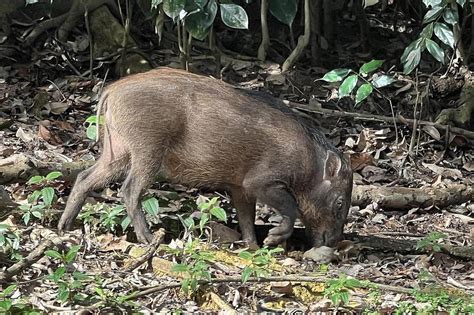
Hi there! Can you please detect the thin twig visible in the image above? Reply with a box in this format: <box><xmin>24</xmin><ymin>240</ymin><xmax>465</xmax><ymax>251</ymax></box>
<box><xmin>123</xmin><ymin>228</ymin><xmax>166</xmax><ymax>272</ymax></box>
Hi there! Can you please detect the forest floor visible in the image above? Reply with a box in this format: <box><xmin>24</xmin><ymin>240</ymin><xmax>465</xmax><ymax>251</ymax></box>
<box><xmin>0</xmin><ymin>37</ymin><xmax>473</xmax><ymax>313</ymax></box>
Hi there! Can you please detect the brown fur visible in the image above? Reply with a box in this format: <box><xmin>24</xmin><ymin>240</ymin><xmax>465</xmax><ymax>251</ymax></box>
<box><xmin>58</xmin><ymin>67</ymin><xmax>353</xmax><ymax>246</ymax></box>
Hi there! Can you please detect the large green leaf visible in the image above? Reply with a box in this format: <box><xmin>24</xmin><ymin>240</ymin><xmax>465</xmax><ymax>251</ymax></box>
<box><xmin>456</xmin><ymin>0</ymin><xmax>466</xmax><ymax>6</ymax></box>
<box><xmin>372</xmin><ymin>75</ymin><xmax>395</xmax><ymax>88</ymax></box>
<box><xmin>401</xmin><ymin>38</ymin><xmax>424</xmax><ymax>66</ymax></box>
<box><xmin>339</xmin><ymin>75</ymin><xmax>358</xmax><ymax>98</ymax></box>
<box><xmin>220</xmin><ymin>3</ymin><xmax>248</xmax><ymax>29</ymax></box>
<box><xmin>186</xmin><ymin>0</ymin><xmax>217</xmax><ymax>40</ymax></box>
<box><xmin>403</xmin><ymin>47</ymin><xmax>422</xmax><ymax>74</ymax></box>
<box><xmin>442</xmin><ymin>8</ymin><xmax>458</xmax><ymax>25</ymax></box>
<box><xmin>434</xmin><ymin>22</ymin><xmax>454</xmax><ymax>48</ymax></box>
<box><xmin>359</xmin><ymin>59</ymin><xmax>384</xmax><ymax>75</ymax></box>
<box><xmin>268</xmin><ymin>0</ymin><xmax>297</xmax><ymax>26</ymax></box>
<box><xmin>355</xmin><ymin>84</ymin><xmax>373</xmax><ymax>104</ymax></box>
<box><xmin>426</xmin><ymin>39</ymin><xmax>445</xmax><ymax>63</ymax></box>
<box><xmin>163</xmin><ymin>0</ymin><xmax>186</xmax><ymax>20</ymax></box>
<box><xmin>423</xmin><ymin>5</ymin><xmax>444</xmax><ymax>24</ymax></box>
<box><xmin>423</xmin><ymin>0</ymin><xmax>443</xmax><ymax>6</ymax></box>
<box><xmin>319</xmin><ymin>69</ymin><xmax>351</xmax><ymax>82</ymax></box>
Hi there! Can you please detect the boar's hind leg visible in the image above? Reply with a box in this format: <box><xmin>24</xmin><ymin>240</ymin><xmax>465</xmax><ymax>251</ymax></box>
<box><xmin>249</xmin><ymin>183</ymin><xmax>297</xmax><ymax>246</ymax></box>
<box><xmin>58</xmin><ymin>157</ymin><xmax>127</xmax><ymax>233</ymax></box>
<box><xmin>120</xmin><ymin>155</ymin><xmax>160</xmax><ymax>243</ymax></box>
<box><xmin>231</xmin><ymin>189</ymin><xmax>257</xmax><ymax>245</ymax></box>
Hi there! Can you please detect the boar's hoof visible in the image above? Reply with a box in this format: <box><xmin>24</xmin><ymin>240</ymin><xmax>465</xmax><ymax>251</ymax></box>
<box><xmin>263</xmin><ymin>229</ymin><xmax>292</xmax><ymax>247</ymax></box>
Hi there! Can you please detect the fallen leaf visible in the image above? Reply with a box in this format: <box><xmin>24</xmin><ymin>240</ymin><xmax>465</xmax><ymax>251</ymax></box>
<box><xmin>303</xmin><ymin>246</ymin><xmax>336</xmax><ymax>263</ymax></box>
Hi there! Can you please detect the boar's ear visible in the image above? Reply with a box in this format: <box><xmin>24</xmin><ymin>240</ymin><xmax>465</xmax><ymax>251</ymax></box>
<box><xmin>323</xmin><ymin>150</ymin><xmax>342</xmax><ymax>180</ymax></box>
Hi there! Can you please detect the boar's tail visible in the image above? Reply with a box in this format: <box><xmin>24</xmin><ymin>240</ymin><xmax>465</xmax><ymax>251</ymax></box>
<box><xmin>95</xmin><ymin>91</ymin><xmax>109</xmax><ymax>142</ymax></box>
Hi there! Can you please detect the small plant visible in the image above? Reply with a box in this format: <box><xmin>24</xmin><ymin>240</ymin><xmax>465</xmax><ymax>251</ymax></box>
<box><xmin>416</xmin><ymin>231</ymin><xmax>447</xmax><ymax>252</ymax></box>
<box><xmin>0</xmin><ymin>224</ymin><xmax>22</xmax><ymax>260</ymax></box>
<box><xmin>180</xmin><ymin>195</ymin><xmax>227</xmax><ymax>237</ymax></box>
<box><xmin>238</xmin><ymin>246</ymin><xmax>284</xmax><ymax>283</ymax></box>
<box><xmin>170</xmin><ymin>238</ymin><xmax>215</xmax><ymax>293</ymax></box>
<box><xmin>319</xmin><ymin>59</ymin><xmax>395</xmax><ymax>105</ymax></box>
<box><xmin>413</xmin><ymin>287</ymin><xmax>473</xmax><ymax>314</ymax></box>
<box><xmin>20</xmin><ymin>171</ymin><xmax>63</xmax><ymax>225</ymax></box>
<box><xmin>395</xmin><ymin>301</ymin><xmax>417</xmax><ymax>314</ymax></box>
<box><xmin>45</xmin><ymin>245</ymin><xmax>91</xmax><ymax>304</ymax></box>
<box><xmin>0</xmin><ymin>284</ymin><xmax>40</xmax><ymax>314</ymax></box>
<box><xmin>79</xmin><ymin>197</ymin><xmax>160</xmax><ymax>234</ymax></box>
<box><xmin>323</xmin><ymin>274</ymin><xmax>362</xmax><ymax>306</ymax></box>
<box><xmin>94</xmin><ymin>286</ymin><xmax>139</xmax><ymax>311</ymax></box>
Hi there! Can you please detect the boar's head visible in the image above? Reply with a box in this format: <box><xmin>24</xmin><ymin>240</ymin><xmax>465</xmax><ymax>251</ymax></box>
<box><xmin>299</xmin><ymin>150</ymin><xmax>353</xmax><ymax>248</ymax></box>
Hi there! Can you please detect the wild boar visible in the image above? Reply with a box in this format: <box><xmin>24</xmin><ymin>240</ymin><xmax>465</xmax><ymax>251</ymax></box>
<box><xmin>58</xmin><ymin>67</ymin><xmax>353</xmax><ymax>247</ymax></box>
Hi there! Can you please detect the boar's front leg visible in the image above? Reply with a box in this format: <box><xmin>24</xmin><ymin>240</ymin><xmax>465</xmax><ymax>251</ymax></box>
<box><xmin>245</xmin><ymin>179</ymin><xmax>297</xmax><ymax>246</ymax></box>
<box><xmin>231</xmin><ymin>189</ymin><xmax>257</xmax><ymax>245</ymax></box>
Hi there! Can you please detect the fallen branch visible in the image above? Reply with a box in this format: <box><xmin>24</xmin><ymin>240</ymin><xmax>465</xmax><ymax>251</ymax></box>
<box><xmin>348</xmin><ymin>233</ymin><xmax>474</xmax><ymax>260</ymax></box>
<box><xmin>0</xmin><ymin>153</ymin><xmax>94</xmax><ymax>185</ymax></box>
<box><xmin>0</xmin><ymin>232</ymin><xmax>69</xmax><ymax>283</ymax></box>
<box><xmin>352</xmin><ymin>184</ymin><xmax>473</xmax><ymax>210</ymax></box>
<box><xmin>289</xmin><ymin>102</ymin><xmax>474</xmax><ymax>139</ymax></box>
<box><xmin>123</xmin><ymin>228</ymin><xmax>166</xmax><ymax>272</ymax></box>
<box><xmin>126</xmin><ymin>275</ymin><xmax>412</xmax><ymax>301</ymax></box>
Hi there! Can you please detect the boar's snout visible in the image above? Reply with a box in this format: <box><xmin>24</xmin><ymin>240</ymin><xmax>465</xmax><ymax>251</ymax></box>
<box><xmin>301</xmin><ymin>150</ymin><xmax>352</xmax><ymax>248</ymax></box>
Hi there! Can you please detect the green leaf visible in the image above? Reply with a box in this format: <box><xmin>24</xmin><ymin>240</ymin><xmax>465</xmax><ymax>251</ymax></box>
<box><xmin>172</xmin><ymin>263</ymin><xmax>189</xmax><ymax>272</ymax></box>
<box><xmin>27</xmin><ymin>176</ymin><xmax>44</xmax><ymax>185</ymax></box>
<box><xmin>220</xmin><ymin>3</ymin><xmax>248</xmax><ymax>29</ymax></box>
<box><xmin>319</xmin><ymin>69</ymin><xmax>351</xmax><ymax>82</ymax></box>
<box><xmin>23</xmin><ymin>212</ymin><xmax>30</xmax><ymax>225</ymax></box>
<box><xmin>183</xmin><ymin>216</ymin><xmax>195</xmax><ymax>229</ymax></box>
<box><xmin>199</xmin><ymin>212</ymin><xmax>209</xmax><ymax>231</ymax></box>
<box><xmin>359</xmin><ymin>59</ymin><xmax>384</xmax><ymax>75</ymax></box>
<box><xmin>65</xmin><ymin>245</ymin><xmax>81</xmax><ymax>263</ymax></box>
<box><xmin>456</xmin><ymin>0</ymin><xmax>465</xmax><ymax>6</ymax></box>
<box><xmin>163</xmin><ymin>0</ymin><xmax>186</xmax><ymax>20</ymax></box>
<box><xmin>420</xmin><ymin>23</ymin><xmax>434</xmax><ymax>39</ymax></box>
<box><xmin>85</xmin><ymin>115</ymin><xmax>97</xmax><ymax>123</ymax></box>
<box><xmin>52</xmin><ymin>266</ymin><xmax>66</xmax><ymax>280</ymax></box>
<box><xmin>86</xmin><ymin>125</ymin><xmax>96</xmax><ymax>140</ymax></box>
<box><xmin>72</xmin><ymin>271</ymin><xmax>89</xmax><ymax>281</ymax></box>
<box><xmin>142</xmin><ymin>197</ymin><xmax>160</xmax><ymax>217</ymax></box>
<box><xmin>372</xmin><ymin>75</ymin><xmax>395</xmax><ymax>88</ymax></box>
<box><xmin>0</xmin><ymin>224</ymin><xmax>8</xmax><ymax>233</ymax></box>
<box><xmin>403</xmin><ymin>46</ymin><xmax>422</xmax><ymax>74</ymax></box>
<box><xmin>401</xmin><ymin>38</ymin><xmax>424</xmax><ymax>64</ymax></box>
<box><xmin>2</xmin><ymin>284</ymin><xmax>17</xmax><ymax>297</ymax></box>
<box><xmin>423</xmin><ymin>0</ymin><xmax>443</xmax><ymax>6</ymax></box>
<box><xmin>338</xmin><ymin>75</ymin><xmax>358</xmax><ymax>98</ymax></box>
<box><xmin>46</xmin><ymin>171</ymin><xmax>63</xmax><ymax>181</ymax></box>
<box><xmin>28</xmin><ymin>190</ymin><xmax>41</xmax><ymax>203</ymax></box>
<box><xmin>241</xmin><ymin>266</ymin><xmax>252</xmax><ymax>283</ymax></box>
<box><xmin>32</xmin><ymin>211</ymin><xmax>43</xmax><ymax>219</ymax></box>
<box><xmin>186</xmin><ymin>0</ymin><xmax>217</xmax><ymax>40</ymax></box>
<box><xmin>41</xmin><ymin>187</ymin><xmax>55</xmax><ymax>206</ymax></box>
<box><xmin>442</xmin><ymin>8</ymin><xmax>458</xmax><ymax>25</ymax></box>
<box><xmin>210</xmin><ymin>207</ymin><xmax>227</xmax><ymax>222</ymax></box>
<box><xmin>58</xmin><ymin>288</ymin><xmax>69</xmax><ymax>302</ymax></box>
<box><xmin>426</xmin><ymin>39</ymin><xmax>445</xmax><ymax>63</ymax></box>
<box><xmin>355</xmin><ymin>84</ymin><xmax>373</xmax><ymax>104</ymax></box>
<box><xmin>434</xmin><ymin>22</ymin><xmax>454</xmax><ymax>48</ymax></box>
<box><xmin>238</xmin><ymin>251</ymin><xmax>253</xmax><ymax>260</ymax></box>
<box><xmin>423</xmin><ymin>5</ymin><xmax>444</xmax><ymax>24</ymax></box>
<box><xmin>0</xmin><ymin>300</ymin><xmax>12</xmax><ymax>311</ymax></box>
<box><xmin>340</xmin><ymin>291</ymin><xmax>350</xmax><ymax>305</ymax></box>
<box><xmin>268</xmin><ymin>0</ymin><xmax>297</xmax><ymax>26</ymax></box>
<box><xmin>121</xmin><ymin>216</ymin><xmax>131</xmax><ymax>231</ymax></box>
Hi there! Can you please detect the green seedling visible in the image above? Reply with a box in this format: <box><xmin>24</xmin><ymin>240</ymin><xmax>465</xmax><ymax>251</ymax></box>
<box><xmin>323</xmin><ymin>274</ymin><xmax>362</xmax><ymax>306</ymax></box>
<box><xmin>416</xmin><ymin>231</ymin><xmax>446</xmax><ymax>252</ymax></box>
<box><xmin>239</xmin><ymin>246</ymin><xmax>284</xmax><ymax>283</ymax></box>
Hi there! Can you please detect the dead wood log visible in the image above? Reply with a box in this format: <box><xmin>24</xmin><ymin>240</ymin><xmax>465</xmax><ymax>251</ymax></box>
<box><xmin>348</xmin><ymin>233</ymin><xmax>474</xmax><ymax>260</ymax></box>
<box><xmin>352</xmin><ymin>184</ymin><xmax>473</xmax><ymax>210</ymax></box>
<box><xmin>0</xmin><ymin>153</ymin><xmax>94</xmax><ymax>185</ymax></box>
